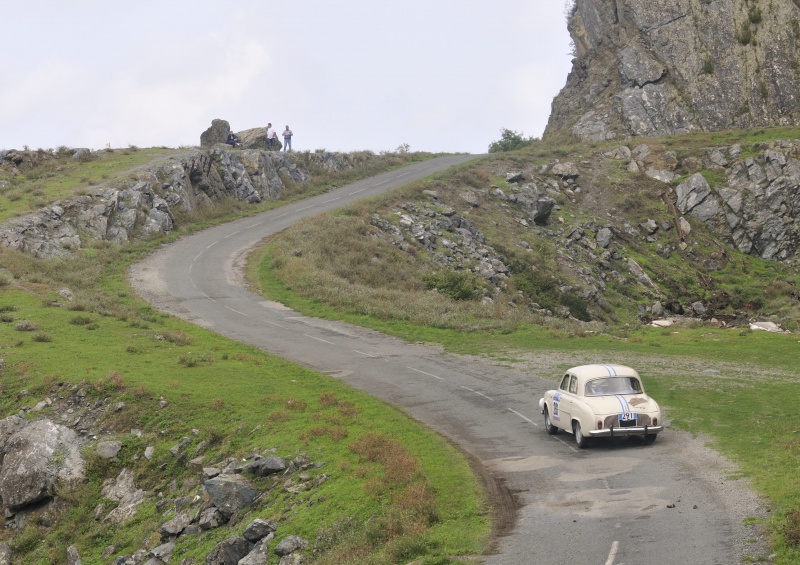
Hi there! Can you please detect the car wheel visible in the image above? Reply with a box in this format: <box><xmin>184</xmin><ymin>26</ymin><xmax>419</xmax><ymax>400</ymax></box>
<box><xmin>644</xmin><ymin>433</ymin><xmax>658</xmax><ymax>445</ymax></box>
<box><xmin>573</xmin><ymin>421</ymin><xmax>590</xmax><ymax>449</ymax></box>
<box><xmin>543</xmin><ymin>407</ymin><xmax>559</xmax><ymax>435</ymax></box>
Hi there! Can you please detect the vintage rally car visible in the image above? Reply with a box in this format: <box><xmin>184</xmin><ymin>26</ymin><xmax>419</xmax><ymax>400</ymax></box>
<box><xmin>538</xmin><ymin>364</ymin><xmax>663</xmax><ymax>448</ymax></box>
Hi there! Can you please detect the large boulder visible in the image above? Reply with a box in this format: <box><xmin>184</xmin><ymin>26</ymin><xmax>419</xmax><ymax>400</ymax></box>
<box><xmin>200</xmin><ymin>119</ymin><xmax>231</xmax><ymax>147</ymax></box>
<box><xmin>0</xmin><ymin>419</ymin><xmax>85</xmax><ymax>512</ymax></box>
<box><xmin>203</xmin><ymin>474</ymin><xmax>260</xmax><ymax>519</ymax></box>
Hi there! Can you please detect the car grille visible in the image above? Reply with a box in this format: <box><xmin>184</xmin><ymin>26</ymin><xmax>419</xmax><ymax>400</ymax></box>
<box><xmin>603</xmin><ymin>414</ymin><xmax>652</xmax><ymax>429</ymax></box>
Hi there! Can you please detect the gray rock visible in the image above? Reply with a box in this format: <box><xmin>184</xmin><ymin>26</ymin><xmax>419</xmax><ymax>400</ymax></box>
<box><xmin>551</xmin><ymin>162</ymin><xmax>579</xmax><ymax>179</ymax></box>
<box><xmin>0</xmin><ymin>419</ymin><xmax>85</xmax><ymax>511</ymax></box>
<box><xmin>67</xmin><ymin>545</ymin><xmax>81</xmax><ymax>565</ymax></box>
<box><xmin>205</xmin><ymin>536</ymin><xmax>253</xmax><ymax>565</ymax></box>
<box><xmin>150</xmin><ymin>542</ymin><xmax>175</xmax><ymax>563</ymax></box>
<box><xmin>200</xmin><ymin>119</ymin><xmax>231</xmax><ymax>147</ymax></box>
<box><xmin>596</xmin><ymin>227</ymin><xmax>613</xmax><ymax>248</ymax></box>
<box><xmin>244</xmin><ymin>456</ymin><xmax>286</xmax><ymax>477</ymax></box>
<box><xmin>243</xmin><ymin>518</ymin><xmax>278</xmax><ymax>542</ymax></box>
<box><xmin>238</xmin><ymin>539</ymin><xmax>270</xmax><ymax>565</ymax></box>
<box><xmin>96</xmin><ymin>440</ymin><xmax>122</xmax><ymax>459</ymax></box>
<box><xmin>198</xmin><ymin>507</ymin><xmax>225</xmax><ymax>530</ymax></box>
<box><xmin>101</xmin><ymin>468</ymin><xmax>147</xmax><ymax>524</ymax></box>
<box><xmin>547</xmin><ymin>0</ymin><xmax>800</xmax><ymax>141</ymax></box>
<box><xmin>159</xmin><ymin>511</ymin><xmax>198</xmax><ymax>538</ymax></box>
<box><xmin>203</xmin><ymin>474</ymin><xmax>260</xmax><ymax>519</ymax></box>
<box><xmin>274</xmin><ymin>535</ymin><xmax>308</xmax><ymax>556</ymax></box>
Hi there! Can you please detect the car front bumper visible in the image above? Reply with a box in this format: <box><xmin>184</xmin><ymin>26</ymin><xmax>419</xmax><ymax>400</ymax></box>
<box><xmin>588</xmin><ymin>425</ymin><xmax>663</xmax><ymax>438</ymax></box>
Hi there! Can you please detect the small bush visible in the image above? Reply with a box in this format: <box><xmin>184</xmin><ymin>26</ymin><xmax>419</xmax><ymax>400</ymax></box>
<box><xmin>69</xmin><ymin>315</ymin><xmax>93</xmax><ymax>325</ymax></box>
<box><xmin>162</xmin><ymin>331</ymin><xmax>193</xmax><ymax>346</ymax></box>
<box><xmin>14</xmin><ymin>320</ymin><xmax>38</xmax><ymax>332</ymax></box>
<box><xmin>32</xmin><ymin>332</ymin><xmax>52</xmax><ymax>343</ymax></box>
<box><xmin>736</xmin><ymin>21</ymin><xmax>753</xmax><ymax>45</ymax></box>
<box><xmin>422</xmin><ymin>270</ymin><xmax>480</xmax><ymax>301</ymax></box>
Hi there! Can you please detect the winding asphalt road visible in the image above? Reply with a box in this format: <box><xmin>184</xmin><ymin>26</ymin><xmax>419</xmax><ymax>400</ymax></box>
<box><xmin>130</xmin><ymin>155</ymin><xmax>759</xmax><ymax>564</ymax></box>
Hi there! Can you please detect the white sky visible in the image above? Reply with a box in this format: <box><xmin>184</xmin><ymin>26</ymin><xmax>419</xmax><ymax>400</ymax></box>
<box><xmin>1</xmin><ymin>1</ymin><xmax>573</xmax><ymax>155</ymax></box>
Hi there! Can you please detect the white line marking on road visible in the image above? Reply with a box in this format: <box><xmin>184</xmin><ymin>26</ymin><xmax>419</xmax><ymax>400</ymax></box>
<box><xmin>247</xmin><ymin>222</ymin><xmax>262</xmax><ymax>228</ymax></box>
<box><xmin>322</xmin><ymin>197</ymin><xmax>342</xmax><ymax>203</ymax></box>
<box><xmin>354</xmin><ymin>350</ymin><xmax>377</xmax><ymax>358</ymax></box>
<box><xmin>407</xmin><ymin>367</ymin><xmax>443</xmax><ymax>380</ymax></box>
<box><xmin>296</xmin><ymin>205</ymin><xmax>315</xmax><ymax>212</ymax></box>
<box><xmin>460</xmin><ymin>386</ymin><xmax>494</xmax><ymax>401</ymax></box>
<box><xmin>375</xmin><ymin>180</ymin><xmax>392</xmax><ymax>186</ymax></box>
<box><xmin>225</xmin><ymin>307</ymin><xmax>248</xmax><ymax>316</ymax></box>
<box><xmin>264</xmin><ymin>320</ymin><xmax>285</xmax><ymax>328</ymax></box>
<box><xmin>206</xmin><ymin>241</ymin><xmax>219</xmax><ymax>250</ymax></box>
<box><xmin>555</xmin><ymin>435</ymin><xmax>579</xmax><ymax>452</ymax></box>
<box><xmin>274</xmin><ymin>213</ymin><xmax>288</xmax><ymax>218</ymax></box>
<box><xmin>224</xmin><ymin>231</ymin><xmax>240</xmax><ymax>238</ymax></box>
<box><xmin>605</xmin><ymin>541</ymin><xmax>619</xmax><ymax>565</ymax></box>
<box><xmin>507</xmin><ymin>408</ymin><xmax>539</xmax><ymax>427</ymax></box>
<box><xmin>349</xmin><ymin>188</ymin><xmax>367</xmax><ymax>195</ymax></box>
<box><xmin>303</xmin><ymin>334</ymin><xmax>335</xmax><ymax>345</ymax></box>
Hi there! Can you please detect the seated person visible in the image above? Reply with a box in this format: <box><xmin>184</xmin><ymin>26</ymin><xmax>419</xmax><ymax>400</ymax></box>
<box><xmin>226</xmin><ymin>131</ymin><xmax>240</xmax><ymax>148</ymax></box>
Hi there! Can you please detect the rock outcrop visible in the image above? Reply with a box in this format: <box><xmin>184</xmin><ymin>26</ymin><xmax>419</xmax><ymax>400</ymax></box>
<box><xmin>0</xmin><ymin>418</ymin><xmax>85</xmax><ymax>513</ymax></box>
<box><xmin>0</xmin><ymin>148</ymin><xmax>308</xmax><ymax>258</ymax></box>
<box><xmin>547</xmin><ymin>0</ymin><xmax>800</xmax><ymax>141</ymax></box>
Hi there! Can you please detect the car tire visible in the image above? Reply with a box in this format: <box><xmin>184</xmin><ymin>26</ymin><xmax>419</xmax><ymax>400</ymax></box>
<box><xmin>644</xmin><ymin>433</ymin><xmax>658</xmax><ymax>445</ymax></box>
<box><xmin>544</xmin><ymin>407</ymin><xmax>559</xmax><ymax>435</ymax></box>
<box><xmin>573</xmin><ymin>421</ymin><xmax>590</xmax><ymax>449</ymax></box>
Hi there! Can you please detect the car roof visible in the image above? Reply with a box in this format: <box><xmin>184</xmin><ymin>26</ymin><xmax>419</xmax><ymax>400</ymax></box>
<box><xmin>566</xmin><ymin>364</ymin><xmax>640</xmax><ymax>381</ymax></box>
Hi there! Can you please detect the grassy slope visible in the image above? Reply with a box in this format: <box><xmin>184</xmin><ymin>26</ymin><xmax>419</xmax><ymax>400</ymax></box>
<box><xmin>251</xmin><ymin>127</ymin><xmax>800</xmax><ymax>564</ymax></box>
<box><xmin>0</xmin><ymin>150</ymin><xmax>489</xmax><ymax>565</ymax></box>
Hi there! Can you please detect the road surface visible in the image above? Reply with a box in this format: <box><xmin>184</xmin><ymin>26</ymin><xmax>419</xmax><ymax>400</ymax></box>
<box><xmin>130</xmin><ymin>155</ymin><xmax>765</xmax><ymax>564</ymax></box>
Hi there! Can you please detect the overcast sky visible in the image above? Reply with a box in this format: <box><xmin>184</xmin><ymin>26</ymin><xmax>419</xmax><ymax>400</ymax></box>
<box><xmin>1</xmin><ymin>1</ymin><xmax>574</xmax><ymax>155</ymax></box>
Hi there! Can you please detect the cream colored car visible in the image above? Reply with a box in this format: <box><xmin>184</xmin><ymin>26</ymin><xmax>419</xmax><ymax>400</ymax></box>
<box><xmin>538</xmin><ymin>364</ymin><xmax>663</xmax><ymax>448</ymax></box>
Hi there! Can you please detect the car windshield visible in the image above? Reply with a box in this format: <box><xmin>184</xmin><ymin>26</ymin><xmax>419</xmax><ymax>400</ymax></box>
<box><xmin>585</xmin><ymin>377</ymin><xmax>643</xmax><ymax>396</ymax></box>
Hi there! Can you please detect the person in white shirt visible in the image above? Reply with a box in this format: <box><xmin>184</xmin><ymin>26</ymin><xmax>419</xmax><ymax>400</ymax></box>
<box><xmin>266</xmin><ymin>123</ymin><xmax>277</xmax><ymax>150</ymax></box>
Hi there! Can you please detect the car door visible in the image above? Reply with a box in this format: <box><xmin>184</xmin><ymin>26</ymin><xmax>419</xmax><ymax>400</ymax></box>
<box><xmin>552</xmin><ymin>373</ymin><xmax>573</xmax><ymax>429</ymax></box>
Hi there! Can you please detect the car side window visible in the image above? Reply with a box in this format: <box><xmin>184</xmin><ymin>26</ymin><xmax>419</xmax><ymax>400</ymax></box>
<box><xmin>568</xmin><ymin>376</ymin><xmax>578</xmax><ymax>394</ymax></box>
<box><xmin>559</xmin><ymin>374</ymin><xmax>570</xmax><ymax>390</ymax></box>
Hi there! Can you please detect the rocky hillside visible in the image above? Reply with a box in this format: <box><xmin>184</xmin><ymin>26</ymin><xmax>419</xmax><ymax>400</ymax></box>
<box><xmin>546</xmin><ymin>0</ymin><xmax>800</xmax><ymax>141</ymax></box>
<box><xmin>265</xmin><ymin>129</ymin><xmax>800</xmax><ymax>333</ymax></box>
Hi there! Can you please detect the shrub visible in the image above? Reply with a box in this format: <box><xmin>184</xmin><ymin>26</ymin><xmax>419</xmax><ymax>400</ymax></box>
<box><xmin>422</xmin><ymin>270</ymin><xmax>480</xmax><ymax>301</ymax></box>
<box><xmin>14</xmin><ymin>320</ymin><xmax>38</xmax><ymax>332</ymax></box>
<box><xmin>32</xmin><ymin>332</ymin><xmax>52</xmax><ymax>343</ymax></box>
<box><xmin>488</xmin><ymin>128</ymin><xmax>538</xmax><ymax>153</ymax></box>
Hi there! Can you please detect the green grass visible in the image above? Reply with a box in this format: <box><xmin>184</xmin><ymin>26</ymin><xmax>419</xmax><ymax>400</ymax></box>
<box><xmin>0</xmin><ymin>148</ymin><xmax>180</xmax><ymax>222</ymax></box>
<box><xmin>0</xmin><ymin>151</ymin><xmax>489</xmax><ymax>564</ymax></box>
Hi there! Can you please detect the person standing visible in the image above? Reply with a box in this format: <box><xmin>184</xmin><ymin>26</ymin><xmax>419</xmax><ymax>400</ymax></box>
<box><xmin>282</xmin><ymin>125</ymin><xmax>293</xmax><ymax>151</ymax></box>
<box><xmin>266</xmin><ymin>123</ymin><xmax>277</xmax><ymax>150</ymax></box>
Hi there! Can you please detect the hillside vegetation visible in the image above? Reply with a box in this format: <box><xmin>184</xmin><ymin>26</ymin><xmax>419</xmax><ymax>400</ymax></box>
<box><xmin>252</xmin><ymin>127</ymin><xmax>800</xmax><ymax>563</ymax></box>
<box><xmin>0</xmin><ymin>148</ymin><xmax>489</xmax><ymax>565</ymax></box>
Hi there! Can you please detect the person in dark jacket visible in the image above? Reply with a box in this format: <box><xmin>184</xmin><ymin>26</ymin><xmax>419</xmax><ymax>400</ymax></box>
<box><xmin>226</xmin><ymin>130</ymin><xmax>240</xmax><ymax>148</ymax></box>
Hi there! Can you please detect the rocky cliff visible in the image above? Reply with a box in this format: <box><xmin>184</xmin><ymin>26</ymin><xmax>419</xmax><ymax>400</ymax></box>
<box><xmin>546</xmin><ymin>0</ymin><xmax>800</xmax><ymax>141</ymax></box>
